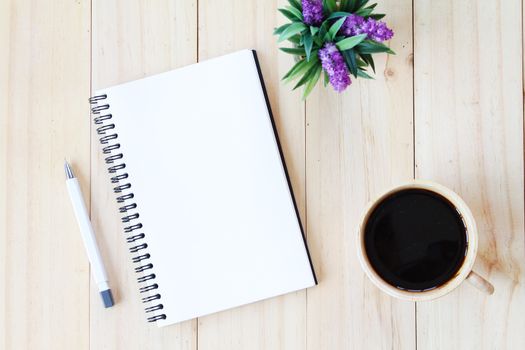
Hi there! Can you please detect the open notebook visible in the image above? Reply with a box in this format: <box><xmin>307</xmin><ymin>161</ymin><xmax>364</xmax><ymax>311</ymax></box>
<box><xmin>90</xmin><ymin>50</ymin><xmax>317</xmax><ymax>327</ymax></box>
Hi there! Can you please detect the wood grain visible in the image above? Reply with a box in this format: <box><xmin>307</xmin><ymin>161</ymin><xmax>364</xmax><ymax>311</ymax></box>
<box><xmin>0</xmin><ymin>0</ymin><xmax>91</xmax><ymax>349</ymax></box>
<box><xmin>2</xmin><ymin>0</ymin><xmax>525</xmax><ymax>349</ymax></box>
<box><xmin>90</xmin><ymin>1</ymin><xmax>197</xmax><ymax>349</ymax></box>
<box><xmin>414</xmin><ymin>0</ymin><xmax>525</xmax><ymax>349</ymax></box>
<box><xmin>305</xmin><ymin>1</ymin><xmax>416</xmax><ymax>349</ymax></box>
<box><xmin>197</xmin><ymin>1</ymin><xmax>307</xmax><ymax>349</ymax></box>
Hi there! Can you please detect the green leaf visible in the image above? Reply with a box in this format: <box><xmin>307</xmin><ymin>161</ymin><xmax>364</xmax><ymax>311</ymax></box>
<box><xmin>288</xmin><ymin>0</ymin><xmax>302</xmax><ymax>11</ymax></box>
<box><xmin>283</xmin><ymin>55</ymin><xmax>319</xmax><ymax>82</ymax></box>
<box><xmin>302</xmin><ymin>65</ymin><xmax>322</xmax><ymax>99</ymax></box>
<box><xmin>326</xmin><ymin>11</ymin><xmax>351</xmax><ymax>20</ymax></box>
<box><xmin>313</xmin><ymin>34</ymin><xmax>323</xmax><ymax>46</ymax></box>
<box><xmin>304</xmin><ymin>32</ymin><xmax>314</xmax><ymax>61</ymax></box>
<box><xmin>318</xmin><ymin>21</ymin><xmax>328</xmax><ymax>39</ymax></box>
<box><xmin>359</xmin><ymin>53</ymin><xmax>375</xmax><ymax>73</ymax></box>
<box><xmin>310</xmin><ymin>26</ymin><xmax>319</xmax><ymax>36</ymax></box>
<box><xmin>357</xmin><ymin>69</ymin><xmax>374</xmax><ymax>79</ymax></box>
<box><xmin>273</xmin><ymin>23</ymin><xmax>290</xmax><ymax>35</ymax></box>
<box><xmin>286</xmin><ymin>5</ymin><xmax>303</xmax><ymax>20</ymax></box>
<box><xmin>365</xmin><ymin>3</ymin><xmax>377</xmax><ymax>11</ymax></box>
<box><xmin>278</xmin><ymin>22</ymin><xmax>307</xmax><ymax>42</ymax></box>
<box><xmin>336</xmin><ymin>33</ymin><xmax>367</xmax><ymax>50</ymax></box>
<box><xmin>369</xmin><ymin>13</ymin><xmax>385</xmax><ymax>20</ymax></box>
<box><xmin>355</xmin><ymin>7</ymin><xmax>374</xmax><ymax>17</ymax></box>
<box><xmin>339</xmin><ymin>0</ymin><xmax>351</xmax><ymax>12</ymax></box>
<box><xmin>344</xmin><ymin>0</ymin><xmax>357</xmax><ymax>11</ymax></box>
<box><xmin>327</xmin><ymin>16</ymin><xmax>347</xmax><ymax>41</ymax></box>
<box><xmin>282</xmin><ymin>58</ymin><xmax>308</xmax><ymax>81</ymax></box>
<box><xmin>287</xmin><ymin>34</ymin><xmax>301</xmax><ymax>45</ymax></box>
<box><xmin>293</xmin><ymin>60</ymin><xmax>320</xmax><ymax>90</ymax></box>
<box><xmin>280</xmin><ymin>47</ymin><xmax>306</xmax><ymax>55</ymax></box>
<box><xmin>323</xmin><ymin>70</ymin><xmax>330</xmax><ymax>87</ymax></box>
<box><xmin>278</xmin><ymin>8</ymin><xmax>301</xmax><ymax>22</ymax></box>
<box><xmin>316</xmin><ymin>34</ymin><xmax>325</xmax><ymax>46</ymax></box>
<box><xmin>355</xmin><ymin>55</ymin><xmax>367</xmax><ymax>67</ymax></box>
<box><xmin>342</xmin><ymin>49</ymin><xmax>358</xmax><ymax>78</ymax></box>
<box><xmin>354</xmin><ymin>0</ymin><xmax>370</xmax><ymax>11</ymax></box>
<box><xmin>323</xmin><ymin>0</ymin><xmax>337</xmax><ymax>13</ymax></box>
<box><xmin>315</xmin><ymin>21</ymin><xmax>328</xmax><ymax>46</ymax></box>
<box><xmin>356</xmin><ymin>40</ymin><xmax>395</xmax><ymax>54</ymax></box>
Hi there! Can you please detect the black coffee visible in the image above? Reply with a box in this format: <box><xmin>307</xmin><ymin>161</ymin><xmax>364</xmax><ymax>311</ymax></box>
<box><xmin>364</xmin><ymin>189</ymin><xmax>467</xmax><ymax>291</ymax></box>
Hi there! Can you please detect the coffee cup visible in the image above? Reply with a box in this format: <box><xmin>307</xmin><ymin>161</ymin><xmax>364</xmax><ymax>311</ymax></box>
<box><xmin>357</xmin><ymin>180</ymin><xmax>494</xmax><ymax>301</ymax></box>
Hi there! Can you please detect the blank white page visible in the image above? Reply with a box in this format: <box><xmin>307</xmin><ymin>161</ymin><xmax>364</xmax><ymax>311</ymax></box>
<box><xmin>95</xmin><ymin>50</ymin><xmax>316</xmax><ymax>327</ymax></box>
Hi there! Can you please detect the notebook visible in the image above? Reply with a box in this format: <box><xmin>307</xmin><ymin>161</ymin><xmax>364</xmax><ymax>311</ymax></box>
<box><xmin>90</xmin><ymin>50</ymin><xmax>317</xmax><ymax>327</ymax></box>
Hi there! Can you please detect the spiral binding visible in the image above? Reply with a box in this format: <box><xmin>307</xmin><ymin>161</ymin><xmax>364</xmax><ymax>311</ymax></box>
<box><xmin>89</xmin><ymin>94</ymin><xmax>166</xmax><ymax>323</ymax></box>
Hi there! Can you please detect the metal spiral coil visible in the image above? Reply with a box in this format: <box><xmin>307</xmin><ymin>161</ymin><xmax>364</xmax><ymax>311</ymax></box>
<box><xmin>135</xmin><ymin>263</ymin><xmax>153</xmax><ymax>272</ymax></box>
<box><xmin>133</xmin><ymin>254</ymin><xmax>151</xmax><ymax>263</ymax></box>
<box><xmin>127</xmin><ymin>233</ymin><xmax>145</xmax><ymax>243</ymax></box>
<box><xmin>139</xmin><ymin>283</ymin><xmax>158</xmax><ymax>293</ymax></box>
<box><xmin>129</xmin><ymin>242</ymin><xmax>147</xmax><ymax>252</ymax></box>
<box><xmin>117</xmin><ymin>193</ymin><xmax>134</xmax><ymax>202</ymax></box>
<box><xmin>142</xmin><ymin>294</ymin><xmax>161</xmax><ymax>302</ymax></box>
<box><xmin>111</xmin><ymin>173</ymin><xmax>129</xmax><ymax>183</ymax></box>
<box><xmin>90</xmin><ymin>94</ymin><xmax>166</xmax><ymax>323</ymax></box>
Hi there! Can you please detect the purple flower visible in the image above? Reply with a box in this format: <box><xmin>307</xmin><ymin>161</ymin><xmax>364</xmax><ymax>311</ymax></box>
<box><xmin>302</xmin><ymin>0</ymin><xmax>324</xmax><ymax>26</ymax></box>
<box><xmin>318</xmin><ymin>43</ymin><xmax>351</xmax><ymax>92</ymax></box>
<box><xmin>339</xmin><ymin>15</ymin><xmax>394</xmax><ymax>42</ymax></box>
<box><xmin>359</xmin><ymin>18</ymin><xmax>394</xmax><ymax>42</ymax></box>
<box><xmin>340</xmin><ymin>14</ymin><xmax>365</xmax><ymax>36</ymax></box>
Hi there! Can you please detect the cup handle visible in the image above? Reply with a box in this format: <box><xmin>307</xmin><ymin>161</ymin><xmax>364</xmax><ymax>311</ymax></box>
<box><xmin>466</xmin><ymin>270</ymin><xmax>494</xmax><ymax>295</ymax></box>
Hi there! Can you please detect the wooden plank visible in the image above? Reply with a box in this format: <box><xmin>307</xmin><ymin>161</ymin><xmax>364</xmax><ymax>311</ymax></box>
<box><xmin>90</xmin><ymin>1</ymin><xmax>197</xmax><ymax>349</ymax></box>
<box><xmin>196</xmin><ymin>1</ymin><xmax>307</xmax><ymax>349</ymax></box>
<box><xmin>0</xmin><ymin>0</ymin><xmax>90</xmax><ymax>349</ymax></box>
<box><xmin>414</xmin><ymin>0</ymin><xmax>525</xmax><ymax>348</ymax></box>
<box><xmin>305</xmin><ymin>1</ymin><xmax>416</xmax><ymax>349</ymax></box>
<box><xmin>0</xmin><ymin>0</ymin><xmax>6</xmax><ymax>345</ymax></box>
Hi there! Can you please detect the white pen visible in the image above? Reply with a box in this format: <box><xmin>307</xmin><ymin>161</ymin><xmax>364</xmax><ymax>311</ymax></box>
<box><xmin>64</xmin><ymin>160</ymin><xmax>114</xmax><ymax>308</ymax></box>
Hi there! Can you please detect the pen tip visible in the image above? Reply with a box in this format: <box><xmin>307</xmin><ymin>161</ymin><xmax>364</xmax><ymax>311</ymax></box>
<box><xmin>64</xmin><ymin>160</ymin><xmax>74</xmax><ymax>179</ymax></box>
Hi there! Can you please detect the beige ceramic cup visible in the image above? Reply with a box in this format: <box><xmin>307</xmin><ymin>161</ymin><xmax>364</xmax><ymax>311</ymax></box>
<box><xmin>357</xmin><ymin>180</ymin><xmax>494</xmax><ymax>301</ymax></box>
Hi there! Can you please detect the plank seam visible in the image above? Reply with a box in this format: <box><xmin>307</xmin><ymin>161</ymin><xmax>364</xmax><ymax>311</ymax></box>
<box><xmin>412</xmin><ymin>0</ymin><xmax>416</xmax><ymax>182</ymax></box>
<box><xmin>89</xmin><ymin>0</ymin><xmax>93</xmax><ymax>349</ymax></box>
<box><xmin>304</xmin><ymin>96</ymin><xmax>308</xmax><ymax>350</ymax></box>
<box><xmin>412</xmin><ymin>0</ymin><xmax>417</xmax><ymax>349</ymax></box>
<box><xmin>196</xmin><ymin>0</ymin><xmax>200</xmax><ymax>348</ymax></box>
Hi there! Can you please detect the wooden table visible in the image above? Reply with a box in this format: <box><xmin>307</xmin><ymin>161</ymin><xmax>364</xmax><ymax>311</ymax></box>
<box><xmin>2</xmin><ymin>1</ymin><xmax>524</xmax><ymax>349</ymax></box>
